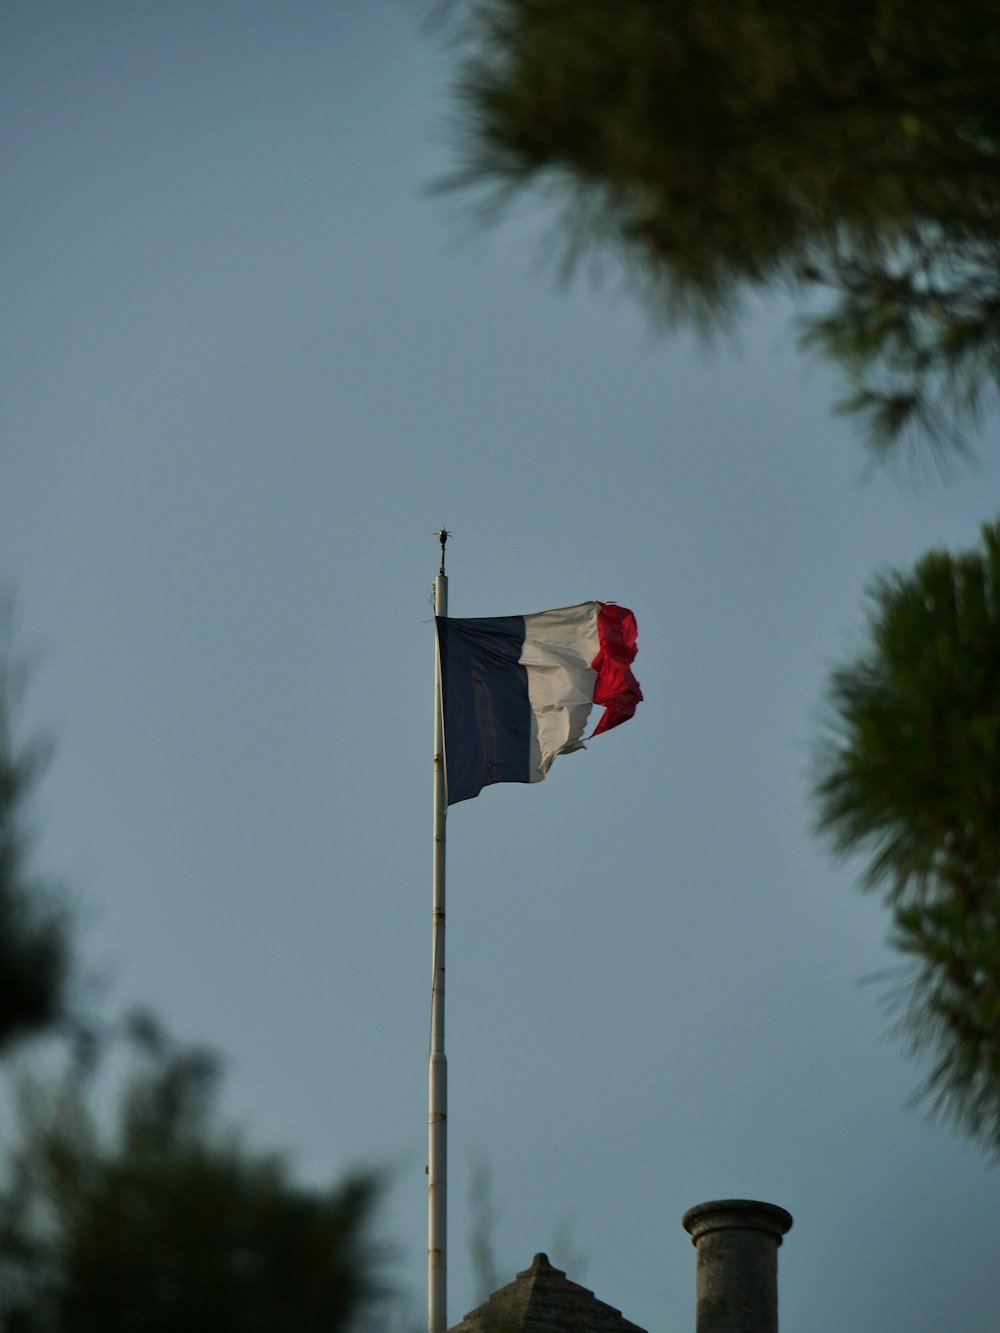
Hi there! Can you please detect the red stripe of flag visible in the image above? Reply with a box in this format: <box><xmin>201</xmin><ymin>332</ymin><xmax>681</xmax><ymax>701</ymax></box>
<box><xmin>591</xmin><ymin>603</ymin><xmax>643</xmax><ymax>736</ymax></box>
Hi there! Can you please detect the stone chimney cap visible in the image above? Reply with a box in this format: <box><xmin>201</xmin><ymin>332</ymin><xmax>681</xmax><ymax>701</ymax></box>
<box><xmin>682</xmin><ymin>1199</ymin><xmax>793</xmax><ymax>1246</ymax></box>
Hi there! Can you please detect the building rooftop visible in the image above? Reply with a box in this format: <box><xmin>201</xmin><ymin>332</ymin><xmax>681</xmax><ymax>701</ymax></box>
<box><xmin>447</xmin><ymin>1253</ymin><xmax>649</xmax><ymax>1333</ymax></box>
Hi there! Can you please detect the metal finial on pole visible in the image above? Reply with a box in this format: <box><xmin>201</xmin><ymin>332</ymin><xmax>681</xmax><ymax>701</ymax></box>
<box><xmin>429</xmin><ymin>534</ymin><xmax>449</xmax><ymax>1333</ymax></box>
<box><xmin>435</xmin><ymin>529</ymin><xmax>450</xmax><ymax>577</ymax></box>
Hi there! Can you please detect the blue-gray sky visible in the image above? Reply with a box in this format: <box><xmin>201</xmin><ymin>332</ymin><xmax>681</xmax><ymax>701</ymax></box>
<box><xmin>2</xmin><ymin>4</ymin><xmax>997</xmax><ymax>1330</ymax></box>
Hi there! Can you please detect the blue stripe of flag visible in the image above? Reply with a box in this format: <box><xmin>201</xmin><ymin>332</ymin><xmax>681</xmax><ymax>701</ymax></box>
<box><xmin>436</xmin><ymin>616</ymin><xmax>531</xmax><ymax>804</ymax></box>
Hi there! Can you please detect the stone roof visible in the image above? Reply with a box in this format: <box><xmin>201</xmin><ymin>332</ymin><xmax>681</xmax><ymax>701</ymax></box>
<box><xmin>447</xmin><ymin>1253</ymin><xmax>648</xmax><ymax>1333</ymax></box>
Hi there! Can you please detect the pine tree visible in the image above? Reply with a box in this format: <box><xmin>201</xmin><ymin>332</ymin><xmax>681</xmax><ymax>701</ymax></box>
<box><xmin>442</xmin><ymin>0</ymin><xmax>1000</xmax><ymax>456</ymax></box>
<box><xmin>814</xmin><ymin>522</ymin><xmax>1000</xmax><ymax>1152</ymax></box>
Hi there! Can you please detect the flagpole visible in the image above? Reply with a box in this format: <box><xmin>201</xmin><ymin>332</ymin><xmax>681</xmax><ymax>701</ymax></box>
<box><xmin>429</xmin><ymin>529</ymin><xmax>448</xmax><ymax>1333</ymax></box>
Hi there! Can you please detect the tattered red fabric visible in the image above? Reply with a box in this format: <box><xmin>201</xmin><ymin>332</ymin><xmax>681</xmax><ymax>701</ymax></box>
<box><xmin>591</xmin><ymin>602</ymin><xmax>643</xmax><ymax>736</ymax></box>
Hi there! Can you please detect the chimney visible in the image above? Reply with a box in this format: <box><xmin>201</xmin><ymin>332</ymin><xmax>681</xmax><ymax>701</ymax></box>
<box><xmin>682</xmin><ymin>1199</ymin><xmax>793</xmax><ymax>1333</ymax></box>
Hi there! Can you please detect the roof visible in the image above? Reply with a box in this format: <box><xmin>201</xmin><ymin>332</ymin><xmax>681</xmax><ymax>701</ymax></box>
<box><xmin>447</xmin><ymin>1253</ymin><xmax>649</xmax><ymax>1333</ymax></box>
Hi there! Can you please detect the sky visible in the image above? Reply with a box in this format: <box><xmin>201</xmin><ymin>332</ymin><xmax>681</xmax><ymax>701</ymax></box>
<box><xmin>2</xmin><ymin>3</ymin><xmax>998</xmax><ymax>1330</ymax></box>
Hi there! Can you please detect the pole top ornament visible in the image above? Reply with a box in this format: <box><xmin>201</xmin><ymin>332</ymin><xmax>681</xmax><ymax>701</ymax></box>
<box><xmin>435</xmin><ymin>529</ymin><xmax>450</xmax><ymax>576</ymax></box>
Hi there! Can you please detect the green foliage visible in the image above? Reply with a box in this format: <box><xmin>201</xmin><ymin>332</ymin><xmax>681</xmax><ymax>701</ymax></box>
<box><xmin>814</xmin><ymin>521</ymin><xmax>1000</xmax><ymax>1152</ymax></box>
<box><xmin>0</xmin><ymin>632</ymin><xmax>69</xmax><ymax>1052</ymax></box>
<box><xmin>441</xmin><ymin>1</ymin><xmax>1000</xmax><ymax>456</ymax></box>
<box><xmin>0</xmin><ymin>1019</ymin><xmax>389</xmax><ymax>1332</ymax></box>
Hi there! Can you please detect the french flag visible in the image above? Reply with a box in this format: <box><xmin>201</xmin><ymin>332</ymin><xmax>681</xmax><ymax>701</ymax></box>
<box><xmin>436</xmin><ymin>601</ymin><xmax>642</xmax><ymax>805</ymax></box>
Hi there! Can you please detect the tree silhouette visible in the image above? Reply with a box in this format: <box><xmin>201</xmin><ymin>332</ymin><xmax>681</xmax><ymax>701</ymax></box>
<box><xmin>0</xmin><ymin>1018</ymin><xmax>391</xmax><ymax>1332</ymax></box>
<box><xmin>0</xmin><ymin>629</ymin><xmax>70</xmax><ymax>1052</ymax></box>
